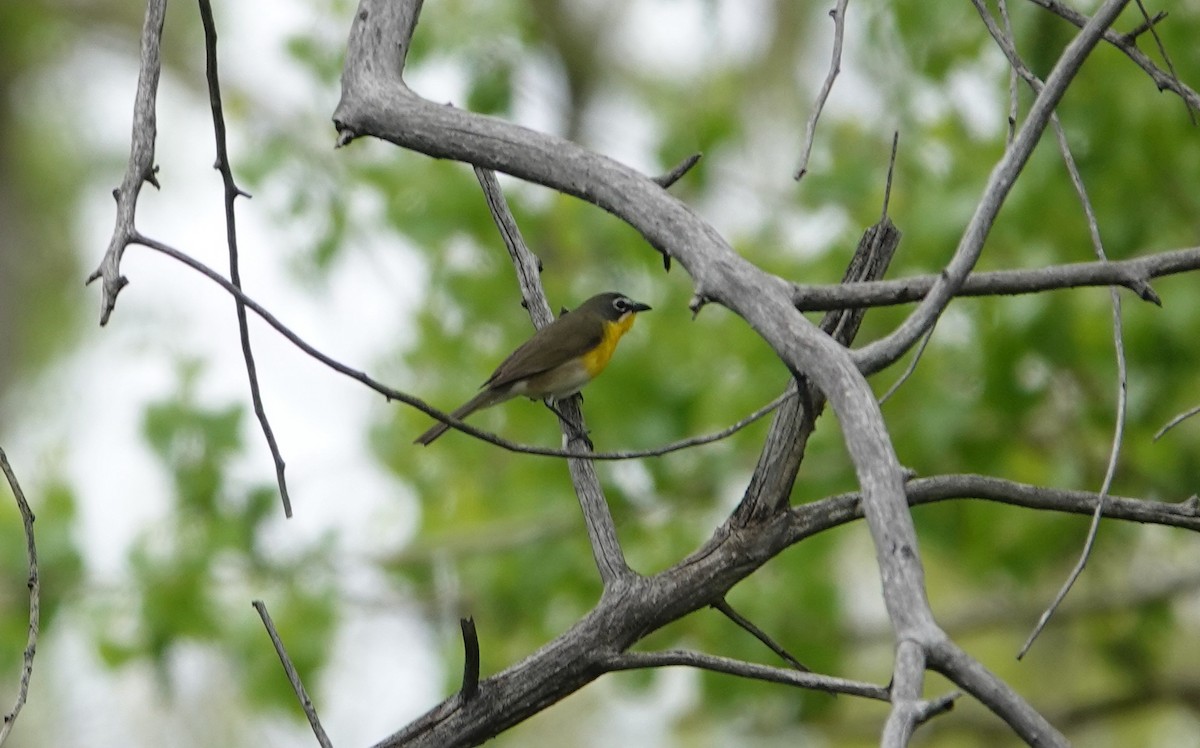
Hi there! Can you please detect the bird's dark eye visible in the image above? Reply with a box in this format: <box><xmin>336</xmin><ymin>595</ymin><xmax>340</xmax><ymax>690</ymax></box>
<box><xmin>613</xmin><ymin>297</ymin><xmax>630</xmax><ymax>312</ymax></box>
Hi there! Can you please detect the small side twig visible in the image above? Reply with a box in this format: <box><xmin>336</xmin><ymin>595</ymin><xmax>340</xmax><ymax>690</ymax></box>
<box><xmin>1025</xmin><ymin>0</ymin><xmax>1200</xmax><ymax>116</ymax></box>
<box><xmin>713</xmin><ymin>598</ymin><xmax>810</xmax><ymax>672</ymax></box>
<box><xmin>196</xmin><ymin>0</ymin><xmax>292</xmax><ymax>518</ymax></box>
<box><xmin>651</xmin><ymin>152</ymin><xmax>701</xmax><ymax>268</ymax></box>
<box><xmin>252</xmin><ymin>600</ymin><xmax>332</xmax><ymax>748</ymax></box>
<box><xmin>1019</xmin><ymin>297</ymin><xmax>1127</xmax><ymax>660</ymax></box>
<box><xmin>880</xmin><ymin>130</ymin><xmax>899</xmax><ymax>221</ymax></box>
<box><xmin>652</xmin><ymin>152</ymin><xmax>702</xmax><ymax>189</ymax></box>
<box><xmin>1154</xmin><ymin>404</ymin><xmax>1200</xmax><ymax>441</ymax></box>
<box><xmin>877</xmin><ymin>326</ymin><xmax>933</xmax><ymax>405</ymax></box>
<box><xmin>1131</xmin><ymin>0</ymin><xmax>1194</xmax><ymax>124</ymax></box>
<box><xmin>459</xmin><ymin>617</ymin><xmax>480</xmax><ymax>701</ymax></box>
<box><xmin>999</xmin><ymin>0</ymin><xmax>1019</xmax><ymax>145</ymax></box>
<box><xmin>1122</xmin><ymin>9</ymin><xmax>1167</xmax><ymax>41</ymax></box>
<box><xmin>0</xmin><ymin>448</ymin><xmax>39</xmax><ymax>746</ymax></box>
<box><xmin>602</xmin><ymin>650</ymin><xmax>887</xmax><ymax>701</ymax></box>
<box><xmin>794</xmin><ymin>0</ymin><xmax>851</xmax><ymax>180</ymax></box>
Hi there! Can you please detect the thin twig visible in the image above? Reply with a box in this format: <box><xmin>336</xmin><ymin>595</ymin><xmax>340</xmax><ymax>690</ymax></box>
<box><xmin>602</xmin><ymin>650</ymin><xmax>888</xmax><ymax>701</ymax></box>
<box><xmin>1025</xmin><ymin>0</ymin><xmax>1200</xmax><ymax>115</ymax></box>
<box><xmin>881</xmin><ymin>131</ymin><xmax>899</xmax><ymax>221</ymax></box>
<box><xmin>1019</xmin><ymin>107</ymin><xmax>1130</xmax><ymax>652</ymax></box>
<box><xmin>1154</xmin><ymin>404</ymin><xmax>1200</xmax><ymax>441</ymax></box>
<box><xmin>713</xmin><ymin>598</ymin><xmax>810</xmax><ymax>672</ymax></box>
<box><xmin>653</xmin><ymin>152</ymin><xmax>702</xmax><ymax>189</ymax></box>
<box><xmin>196</xmin><ymin>0</ymin><xmax>292</xmax><ymax>518</ymax></box>
<box><xmin>252</xmin><ymin>600</ymin><xmax>332</xmax><ymax>748</ymax></box>
<box><xmin>459</xmin><ymin>618</ymin><xmax>480</xmax><ymax>701</ymax></box>
<box><xmin>1123</xmin><ymin>9</ymin><xmax>1167</xmax><ymax>41</ymax></box>
<box><xmin>974</xmin><ymin>0</ymin><xmax>1133</xmax><ymax>657</ymax></box>
<box><xmin>877</xmin><ymin>326</ymin><xmax>933</xmax><ymax>405</ymax></box>
<box><xmin>0</xmin><ymin>449</ymin><xmax>39</xmax><ymax>747</ymax></box>
<box><xmin>794</xmin><ymin>0</ymin><xmax>851</xmax><ymax>180</ymax></box>
<box><xmin>132</xmin><ymin>237</ymin><xmax>788</xmax><ymax>461</ymax></box>
<box><xmin>1132</xmin><ymin>0</ymin><xmax>1195</xmax><ymax>124</ymax></box>
<box><xmin>998</xmin><ymin>0</ymin><xmax>1019</xmax><ymax>145</ymax></box>
<box><xmin>1019</xmin><ymin>295</ymin><xmax>1127</xmax><ymax>659</ymax></box>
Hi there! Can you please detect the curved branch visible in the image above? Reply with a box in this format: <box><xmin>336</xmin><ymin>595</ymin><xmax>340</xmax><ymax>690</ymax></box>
<box><xmin>0</xmin><ymin>448</ymin><xmax>39</xmax><ymax>745</ymax></box>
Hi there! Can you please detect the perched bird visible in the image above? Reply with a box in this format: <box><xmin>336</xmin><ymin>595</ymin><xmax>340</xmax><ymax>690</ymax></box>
<box><xmin>414</xmin><ymin>291</ymin><xmax>652</xmax><ymax>445</ymax></box>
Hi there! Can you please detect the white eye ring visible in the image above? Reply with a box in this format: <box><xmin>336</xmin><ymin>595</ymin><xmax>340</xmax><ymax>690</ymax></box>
<box><xmin>614</xmin><ymin>297</ymin><xmax>630</xmax><ymax>312</ymax></box>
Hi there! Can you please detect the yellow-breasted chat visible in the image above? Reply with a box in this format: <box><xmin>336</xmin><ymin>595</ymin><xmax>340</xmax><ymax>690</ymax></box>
<box><xmin>414</xmin><ymin>291</ymin><xmax>652</xmax><ymax>445</ymax></box>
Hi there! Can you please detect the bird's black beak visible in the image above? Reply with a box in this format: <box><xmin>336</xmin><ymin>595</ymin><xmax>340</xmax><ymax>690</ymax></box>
<box><xmin>630</xmin><ymin>301</ymin><xmax>652</xmax><ymax>313</ymax></box>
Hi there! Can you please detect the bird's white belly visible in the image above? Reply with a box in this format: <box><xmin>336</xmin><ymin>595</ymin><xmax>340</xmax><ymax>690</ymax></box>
<box><xmin>508</xmin><ymin>359</ymin><xmax>591</xmax><ymax>401</ymax></box>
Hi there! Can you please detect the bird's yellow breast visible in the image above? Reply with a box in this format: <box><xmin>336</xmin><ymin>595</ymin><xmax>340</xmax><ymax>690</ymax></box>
<box><xmin>580</xmin><ymin>314</ymin><xmax>637</xmax><ymax>378</ymax></box>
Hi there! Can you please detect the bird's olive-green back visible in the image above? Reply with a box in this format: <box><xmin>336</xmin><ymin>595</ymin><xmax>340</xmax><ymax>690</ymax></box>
<box><xmin>482</xmin><ymin>294</ymin><xmax>625</xmax><ymax>390</ymax></box>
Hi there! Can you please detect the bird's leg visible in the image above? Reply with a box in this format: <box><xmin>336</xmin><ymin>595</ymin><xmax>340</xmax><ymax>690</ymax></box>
<box><xmin>544</xmin><ymin>397</ymin><xmax>592</xmax><ymax>450</ymax></box>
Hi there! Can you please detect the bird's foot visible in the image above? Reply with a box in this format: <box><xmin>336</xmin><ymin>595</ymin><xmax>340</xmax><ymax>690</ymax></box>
<box><xmin>545</xmin><ymin>400</ymin><xmax>592</xmax><ymax>450</ymax></box>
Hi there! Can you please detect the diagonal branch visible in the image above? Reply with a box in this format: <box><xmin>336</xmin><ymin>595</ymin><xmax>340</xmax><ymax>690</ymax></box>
<box><xmin>603</xmin><ymin>650</ymin><xmax>886</xmax><ymax>700</ymax></box>
<box><xmin>1129</xmin><ymin>0</ymin><xmax>1194</xmax><ymax>124</ymax></box>
<box><xmin>86</xmin><ymin>0</ymin><xmax>167</xmax><ymax>323</ymax></box>
<box><xmin>253</xmin><ymin>600</ymin><xmax>331</xmax><ymax>748</ymax></box>
<box><xmin>734</xmin><ymin>216</ymin><xmax>902</xmax><ymax>526</ymax></box>
<box><xmin>740</xmin><ymin>128</ymin><xmax>903</xmax><ymax>524</ymax></box>
<box><xmin>794</xmin><ymin>0</ymin><xmax>851</xmax><ymax>180</ymax></box>
<box><xmin>196</xmin><ymin>0</ymin><xmax>293</xmax><ymax>518</ymax></box>
<box><xmin>712</xmin><ymin>598</ymin><xmax>810</xmax><ymax>672</ymax></box>
<box><xmin>1155</xmin><ymin>403</ymin><xmax>1200</xmax><ymax>440</ymax></box>
<box><xmin>0</xmin><ymin>448</ymin><xmax>39</xmax><ymax>746</ymax></box>
<box><xmin>1025</xmin><ymin>0</ymin><xmax>1200</xmax><ymax>117</ymax></box>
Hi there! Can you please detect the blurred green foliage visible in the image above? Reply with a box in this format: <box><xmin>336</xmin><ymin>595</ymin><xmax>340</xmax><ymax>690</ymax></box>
<box><xmin>92</xmin><ymin>365</ymin><xmax>337</xmax><ymax>712</ymax></box>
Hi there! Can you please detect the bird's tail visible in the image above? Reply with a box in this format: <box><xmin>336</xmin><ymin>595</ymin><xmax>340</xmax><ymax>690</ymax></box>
<box><xmin>414</xmin><ymin>389</ymin><xmax>505</xmax><ymax>446</ymax></box>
